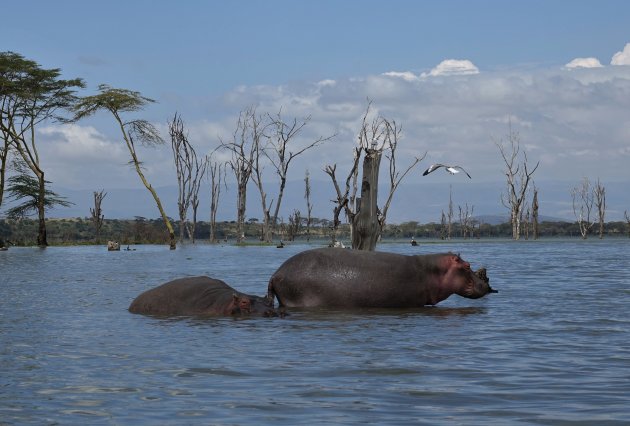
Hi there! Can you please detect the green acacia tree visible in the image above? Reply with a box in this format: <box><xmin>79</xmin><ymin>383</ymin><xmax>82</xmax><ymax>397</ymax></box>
<box><xmin>5</xmin><ymin>168</ymin><xmax>72</xmax><ymax>220</ymax></box>
<box><xmin>0</xmin><ymin>51</ymin><xmax>84</xmax><ymax>246</ymax></box>
<box><xmin>72</xmin><ymin>84</ymin><xmax>177</xmax><ymax>249</ymax></box>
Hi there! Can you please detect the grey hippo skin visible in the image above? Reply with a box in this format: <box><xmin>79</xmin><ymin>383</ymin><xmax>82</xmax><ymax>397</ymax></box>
<box><xmin>129</xmin><ymin>276</ymin><xmax>278</xmax><ymax>317</ymax></box>
<box><xmin>267</xmin><ymin>248</ymin><xmax>496</xmax><ymax>308</ymax></box>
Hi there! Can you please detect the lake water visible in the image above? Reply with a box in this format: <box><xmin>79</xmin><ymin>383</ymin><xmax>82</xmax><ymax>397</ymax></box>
<box><xmin>1</xmin><ymin>239</ymin><xmax>629</xmax><ymax>425</ymax></box>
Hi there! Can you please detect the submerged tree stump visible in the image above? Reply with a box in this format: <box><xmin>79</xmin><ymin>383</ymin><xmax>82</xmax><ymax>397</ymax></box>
<box><xmin>352</xmin><ymin>148</ymin><xmax>382</xmax><ymax>251</ymax></box>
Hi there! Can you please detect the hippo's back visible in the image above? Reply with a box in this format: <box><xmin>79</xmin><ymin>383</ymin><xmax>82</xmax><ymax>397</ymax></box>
<box><xmin>129</xmin><ymin>276</ymin><xmax>236</xmax><ymax>316</ymax></box>
<box><xmin>268</xmin><ymin>248</ymin><xmax>425</xmax><ymax>308</ymax></box>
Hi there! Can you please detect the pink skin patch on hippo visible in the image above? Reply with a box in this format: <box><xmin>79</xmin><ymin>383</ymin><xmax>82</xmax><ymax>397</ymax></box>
<box><xmin>230</xmin><ymin>294</ymin><xmax>252</xmax><ymax>315</ymax></box>
<box><xmin>442</xmin><ymin>254</ymin><xmax>477</xmax><ymax>297</ymax></box>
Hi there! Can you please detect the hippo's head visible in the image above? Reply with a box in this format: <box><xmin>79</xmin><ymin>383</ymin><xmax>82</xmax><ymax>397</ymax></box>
<box><xmin>444</xmin><ymin>254</ymin><xmax>497</xmax><ymax>299</ymax></box>
<box><xmin>231</xmin><ymin>294</ymin><xmax>279</xmax><ymax>317</ymax></box>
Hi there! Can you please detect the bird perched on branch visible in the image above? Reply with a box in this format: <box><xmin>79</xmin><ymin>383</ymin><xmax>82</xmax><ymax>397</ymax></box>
<box><xmin>422</xmin><ymin>163</ymin><xmax>472</xmax><ymax>178</ymax></box>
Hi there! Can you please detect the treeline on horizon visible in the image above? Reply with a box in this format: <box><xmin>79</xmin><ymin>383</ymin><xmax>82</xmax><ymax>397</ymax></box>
<box><xmin>1</xmin><ymin>217</ymin><xmax>629</xmax><ymax>247</ymax></box>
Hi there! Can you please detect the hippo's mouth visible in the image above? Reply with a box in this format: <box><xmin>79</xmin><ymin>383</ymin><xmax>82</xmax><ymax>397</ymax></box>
<box><xmin>475</xmin><ymin>268</ymin><xmax>498</xmax><ymax>294</ymax></box>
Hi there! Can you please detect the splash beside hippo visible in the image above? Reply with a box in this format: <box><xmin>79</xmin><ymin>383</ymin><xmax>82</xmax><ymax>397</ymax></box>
<box><xmin>267</xmin><ymin>248</ymin><xmax>496</xmax><ymax>309</ymax></box>
<box><xmin>129</xmin><ymin>276</ymin><xmax>277</xmax><ymax>317</ymax></box>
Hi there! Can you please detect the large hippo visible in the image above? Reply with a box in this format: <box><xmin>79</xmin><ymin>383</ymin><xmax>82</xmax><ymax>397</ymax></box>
<box><xmin>129</xmin><ymin>276</ymin><xmax>277</xmax><ymax>317</ymax></box>
<box><xmin>267</xmin><ymin>248</ymin><xmax>496</xmax><ymax>308</ymax></box>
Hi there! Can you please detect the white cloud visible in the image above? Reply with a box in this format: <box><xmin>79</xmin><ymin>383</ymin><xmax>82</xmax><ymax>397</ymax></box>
<box><xmin>29</xmin><ymin>53</ymin><xmax>630</xmax><ymax>221</ymax></box>
<box><xmin>565</xmin><ymin>57</ymin><xmax>603</xmax><ymax>69</ymax></box>
<box><xmin>382</xmin><ymin>71</ymin><xmax>420</xmax><ymax>82</ymax></box>
<box><xmin>39</xmin><ymin>125</ymin><xmax>126</xmax><ymax>161</ymax></box>
<box><xmin>317</xmin><ymin>79</ymin><xmax>337</xmax><ymax>87</ymax></box>
<box><xmin>216</xmin><ymin>62</ymin><xmax>630</xmax><ymax>189</ymax></box>
<box><xmin>37</xmin><ymin>124</ymin><xmax>172</xmax><ymax>190</ymax></box>
<box><xmin>611</xmin><ymin>42</ymin><xmax>630</xmax><ymax>65</ymax></box>
<box><xmin>421</xmin><ymin>59</ymin><xmax>479</xmax><ymax>77</ymax></box>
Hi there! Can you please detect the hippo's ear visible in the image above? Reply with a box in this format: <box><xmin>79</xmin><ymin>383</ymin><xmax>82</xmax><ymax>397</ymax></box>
<box><xmin>448</xmin><ymin>253</ymin><xmax>470</xmax><ymax>269</ymax></box>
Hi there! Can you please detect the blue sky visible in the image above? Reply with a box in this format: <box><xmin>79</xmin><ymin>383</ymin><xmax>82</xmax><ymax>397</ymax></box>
<box><xmin>10</xmin><ymin>1</ymin><xmax>630</xmax><ymax>96</ymax></box>
<box><xmin>4</xmin><ymin>1</ymin><xmax>630</xmax><ymax>222</ymax></box>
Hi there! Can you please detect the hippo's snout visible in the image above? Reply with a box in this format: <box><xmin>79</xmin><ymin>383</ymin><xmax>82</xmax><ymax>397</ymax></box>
<box><xmin>475</xmin><ymin>267</ymin><xmax>489</xmax><ymax>283</ymax></box>
<box><xmin>474</xmin><ymin>267</ymin><xmax>497</xmax><ymax>295</ymax></box>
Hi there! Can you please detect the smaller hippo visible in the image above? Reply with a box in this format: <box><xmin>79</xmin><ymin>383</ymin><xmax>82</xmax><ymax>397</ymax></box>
<box><xmin>129</xmin><ymin>276</ymin><xmax>277</xmax><ymax>317</ymax></box>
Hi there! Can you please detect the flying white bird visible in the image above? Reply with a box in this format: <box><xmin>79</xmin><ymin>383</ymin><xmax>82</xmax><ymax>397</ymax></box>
<box><xmin>422</xmin><ymin>163</ymin><xmax>472</xmax><ymax>179</ymax></box>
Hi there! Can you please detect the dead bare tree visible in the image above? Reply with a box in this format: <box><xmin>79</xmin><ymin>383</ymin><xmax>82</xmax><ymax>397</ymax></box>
<box><xmin>221</xmin><ymin>106</ymin><xmax>260</xmax><ymax>244</ymax></box>
<box><xmin>496</xmin><ymin>121</ymin><xmax>540</xmax><ymax>240</ymax></box>
<box><xmin>326</xmin><ymin>102</ymin><xmax>423</xmax><ymax>251</ymax></box>
<box><xmin>447</xmin><ymin>185</ymin><xmax>454</xmax><ymax>240</ymax></box>
<box><xmin>521</xmin><ymin>201</ymin><xmax>531</xmax><ymax>240</ymax></box>
<box><xmin>259</xmin><ymin>110</ymin><xmax>333</xmax><ymax>242</ymax></box>
<box><xmin>594</xmin><ymin>178</ymin><xmax>606</xmax><ymax>239</ymax></box>
<box><xmin>304</xmin><ymin>169</ymin><xmax>313</xmax><ymax>242</ymax></box>
<box><xmin>458</xmin><ymin>203</ymin><xmax>474</xmax><ymax>239</ymax></box>
<box><xmin>188</xmin><ymin>155</ymin><xmax>208</xmax><ymax>244</ymax></box>
<box><xmin>90</xmin><ymin>190</ymin><xmax>106</xmax><ymax>244</ymax></box>
<box><xmin>249</xmin><ymin>112</ymin><xmax>272</xmax><ymax>242</ymax></box>
<box><xmin>208</xmin><ymin>156</ymin><xmax>226</xmax><ymax>243</ymax></box>
<box><xmin>571</xmin><ymin>177</ymin><xmax>595</xmax><ymax>239</ymax></box>
<box><xmin>531</xmin><ymin>186</ymin><xmax>539</xmax><ymax>240</ymax></box>
<box><xmin>324</xmin><ymin>147</ymin><xmax>361</xmax><ymax>246</ymax></box>
<box><xmin>286</xmin><ymin>209</ymin><xmax>301</xmax><ymax>241</ymax></box>
<box><xmin>169</xmin><ymin>113</ymin><xmax>205</xmax><ymax>243</ymax></box>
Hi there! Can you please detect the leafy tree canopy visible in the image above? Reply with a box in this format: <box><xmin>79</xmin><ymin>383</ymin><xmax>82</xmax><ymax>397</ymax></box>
<box><xmin>72</xmin><ymin>84</ymin><xmax>162</xmax><ymax>146</ymax></box>
<box><xmin>5</xmin><ymin>172</ymin><xmax>72</xmax><ymax>219</ymax></box>
<box><xmin>1</xmin><ymin>51</ymin><xmax>85</xmax><ymax>129</ymax></box>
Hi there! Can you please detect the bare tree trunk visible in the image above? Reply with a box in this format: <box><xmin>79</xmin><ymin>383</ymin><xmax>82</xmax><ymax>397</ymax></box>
<box><xmin>90</xmin><ymin>190</ymin><xmax>106</xmax><ymax>244</ymax></box>
<box><xmin>594</xmin><ymin>178</ymin><xmax>606</xmax><ymax>239</ymax></box>
<box><xmin>522</xmin><ymin>202</ymin><xmax>530</xmax><ymax>240</ymax></box>
<box><xmin>447</xmin><ymin>185</ymin><xmax>454</xmax><ymax>240</ymax></box>
<box><xmin>352</xmin><ymin>149</ymin><xmax>382</xmax><ymax>251</ymax></box>
<box><xmin>0</xmin><ymin>137</ymin><xmax>9</xmax><ymax>208</ymax></box>
<box><xmin>324</xmin><ymin>149</ymin><xmax>360</xmax><ymax>246</ymax></box>
<box><xmin>209</xmin><ymin>160</ymin><xmax>225</xmax><ymax>243</ymax></box>
<box><xmin>236</xmin><ymin>182</ymin><xmax>247</xmax><ymax>243</ymax></box>
<box><xmin>532</xmin><ymin>188</ymin><xmax>539</xmax><ymax>240</ymax></box>
<box><xmin>252</xmin><ymin>134</ymin><xmax>272</xmax><ymax>243</ymax></box>
<box><xmin>496</xmin><ymin>121</ymin><xmax>539</xmax><ymax>240</ymax></box>
<box><xmin>304</xmin><ymin>169</ymin><xmax>313</xmax><ymax>242</ymax></box>
<box><xmin>325</xmin><ymin>100</ymin><xmax>422</xmax><ymax>250</ymax></box>
<box><xmin>170</xmin><ymin>113</ymin><xmax>205</xmax><ymax>244</ymax></box>
<box><xmin>287</xmin><ymin>209</ymin><xmax>301</xmax><ymax>241</ymax></box>
<box><xmin>221</xmin><ymin>107</ymin><xmax>259</xmax><ymax>244</ymax></box>
<box><xmin>189</xmin><ymin>155</ymin><xmax>207</xmax><ymax>244</ymax></box>
<box><xmin>458</xmin><ymin>203</ymin><xmax>474</xmax><ymax>239</ymax></box>
<box><xmin>190</xmin><ymin>198</ymin><xmax>199</xmax><ymax>243</ymax></box>
<box><xmin>571</xmin><ymin>177</ymin><xmax>595</xmax><ymax>239</ymax></box>
<box><xmin>265</xmin><ymin>112</ymin><xmax>333</xmax><ymax>239</ymax></box>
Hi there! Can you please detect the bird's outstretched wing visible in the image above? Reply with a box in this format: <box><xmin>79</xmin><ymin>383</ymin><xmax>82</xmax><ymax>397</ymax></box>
<box><xmin>448</xmin><ymin>166</ymin><xmax>472</xmax><ymax>179</ymax></box>
<box><xmin>422</xmin><ymin>163</ymin><xmax>446</xmax><ymax>176</ymax></box>
<box><xmin>422</xmin><ymin>163</ymin><xmax>471</xmax><ymax>178</ymax></box>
